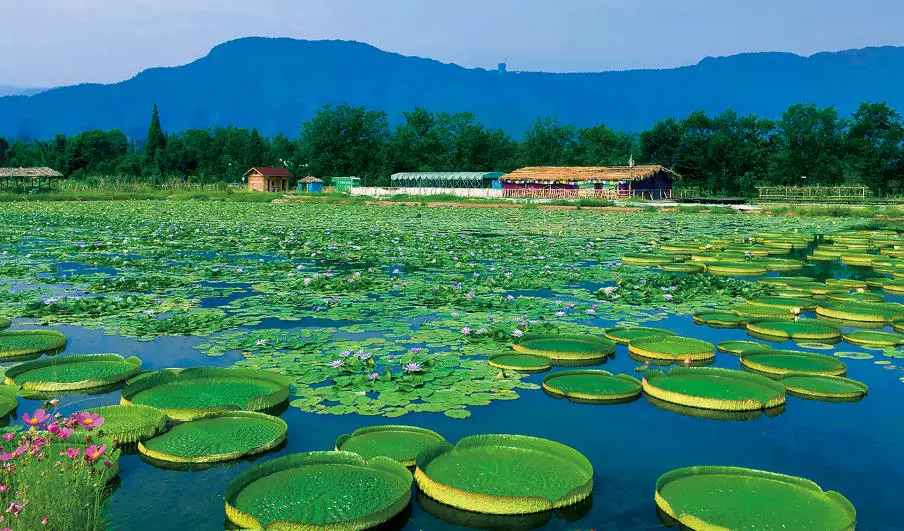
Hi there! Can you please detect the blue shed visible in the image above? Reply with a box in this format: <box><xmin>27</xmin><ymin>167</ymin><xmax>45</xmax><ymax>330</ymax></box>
<box><xmin>298</xmin><ymin>176</ymin><xmax>324</xmax><ymax>193</ymax></box>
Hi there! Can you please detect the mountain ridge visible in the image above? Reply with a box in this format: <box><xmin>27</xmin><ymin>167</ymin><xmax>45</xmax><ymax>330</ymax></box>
<box><xmin>1</xmin><ymin>37</ymin><xmax>902</xmax><ymax>139</ymax></box>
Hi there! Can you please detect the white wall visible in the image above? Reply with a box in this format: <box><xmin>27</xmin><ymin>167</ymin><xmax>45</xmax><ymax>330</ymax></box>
<box><xmin>349</xmin><ymin>187</ymin><xmax>505</xmax><ymax>198</ymax></box>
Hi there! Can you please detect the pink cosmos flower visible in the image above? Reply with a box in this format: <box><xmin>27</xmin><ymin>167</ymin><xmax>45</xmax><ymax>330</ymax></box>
<box><xmin>403</xmin><ymin>362</ymin><xmax>422</xmax><ymax>373</ymax></box>
<box><xmin>1</xmin><ymin>433</ymin><xmax>14</xmax><ymax>442</ymax></box>
<box><xmin>47</xmin><ymin>423</ymin><xmax>60</xmax><ymax>435</ymax></box>
<box><xmin>74</xmin><ymin>412</ymin><xmax>104</xmax><ymax>430</ymax></box>
<box><xmin>5</xmin><ymin>502</ymin><xmax>21</xmax><ymax>515</ymax></box>
<box><xmin>85</xmin><ymin>444</ymin><xmax>106</xmax><ymax>462</ymax></box>
<box><xmin>66</xmin><ymin>447</ymin><xmax>80</xmax><ymax>460</ymax></box>
<box><xmin>103</xmin><ymin>460</ymin><xmax>112</xmax><ymax>468</ymax></box>
<box><xmin>57</xmin><ymin>427</ymin><xmax>74</xmax><ymax>440</ymax></box>
<box><xmin>0</xmin><ymin>454</ymin><xmax>14</xmax><ymax>462</ymax></box>
<box><xmin>23</xmin><ymin>408</ymin><xmax>51</xmax><ymax>427</ymax></box>
<box><xmin>0</xmin><ymin>485</ymin><xmax>7</xmax><ymax>493</ymax></box>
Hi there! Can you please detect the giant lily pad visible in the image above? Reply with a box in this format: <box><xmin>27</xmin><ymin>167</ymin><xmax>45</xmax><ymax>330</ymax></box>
<box><xmin>86</xmin><ymin>404</ymin><xmax>168</xmax><ymax>445</ymax></box>
<box><xmin>0</xmin><ymin>330</ymin><xmax>66</xmax><ymax>361</ymax></box>
<box><xmin>779</xmin><ymin>373</ymin><xmax>868</xmax><ymax>401</ymax></box>
<box><xmin>692</xmin><ymin>311</ymin><xmax>746</xmax><ymax>328</ymax></box>
<box><xmin>4</xmin><ymin>353</ymin><xmax>141</xmax><ymax>395</ymax></box>
<box><xmin>815</xmin><ymin>301</ymin><xmax>904</xmax><ymax>323</ymax></box>
<box><xmin>747</xmin><ymin>296</ymin><xmax>815</xmax><ymax>311</ymax></box>
<box><xmin>604</xmin><ymin>326</ymin><xmax>675</xmax><ymax>345</ymax></box>
<box><xmin>655</xmin><ymin>466</ymin><xmax>856</xmax><ymax>530</ymax></box>
<box><xmin>717</xmin><ymin>340</ymin><xmax>771</xmax><ymax>355</ymax></box>
<box><xmin>628</xmin><ymin>335</ymin><xmax>715</xmax><ymax>362</ymax></box>
<box><xmin>512</xmin><ymin>334</ymin><xmax>615</xmax><ymax>361</ymax></box>
<box><xmin>705</xmin><ymin>261</ymin><xmax>768</xmax><ymax>277</ymax></box>
<box><xmin>139</xmin><ymin>411</ymin><xmax>286</xmax><ymax>464</ymax></box>
<box><xmin>121</xmin><ymin>367</ymin><xmax>290</xmax><ymax>421</ymax></box>
<box><xmin>643</xmin><ymin>367</ymin><xmax>786</xmax><ymax>412</ymax></box>
<box><xmin>0</xmin><ymin>385</ymin><xmax>18</xmax><ymax>420</ymax></box>
<box><xmin>415</xmin><ymin>434</ymin><xmax>593</xmax><ymax>515</ymax></box>
<box><xmin>542</xmin><ymin>370</ymin><xmax>642</xmax><ymax>403</ymax></box>
<box><xmin>842</xmin><ymin>330</ymin><xmax>904</xmax><ymax>347</ymax></box>
<box><xmin>731</xmin><ymin>304</ymin><xmax>797</xmax><ymax>320</ymax></box>
<box><xmin>741</xmin><ymin>350</ymin><xmax>847</xmax><ymax>377</ymax></box>
<box><xmin>335</xmin><ymin>425</ymin><xmax>446</xmax><ymax>466</ymax></box>
<box><xmin>225</xmin><ymin>451</ymin><xmax>412</xmax><ymax>529</ymax></box>
<box><xmin>622</xmin><ymin>254</ymin><xmax>677</xmax><ymax>266</ymax></box>
<box><xmin>746</xmin><ymin>319</ymin><xmax>841</xmax><ymax>342</ymax></box>
<box><xmin>488</xmin><ymin>353</ymin><xmax>551</xmax><ymax>373</ymax></box>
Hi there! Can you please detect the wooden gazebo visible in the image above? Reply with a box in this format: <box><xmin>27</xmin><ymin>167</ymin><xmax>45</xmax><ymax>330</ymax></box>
<box><xmin>0</xmin><ymin>167</ymin><xmax>65</xmax><ymax>192</ymax></box>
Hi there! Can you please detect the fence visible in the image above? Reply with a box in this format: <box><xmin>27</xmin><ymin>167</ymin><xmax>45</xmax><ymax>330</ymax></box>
<box><xmin>756</xmin><ymin>186</ymin><xmax>869</xmax><ymax>202</ymax></box>
<box><xmin>501</xmin><ymin>188</ymin><xmax>672</xmax><ymax>200</ymax></box>
<box><xmin>349</xmin><ymin>187</ymin><xmax>505</xmax><ymax>198</ymax></box>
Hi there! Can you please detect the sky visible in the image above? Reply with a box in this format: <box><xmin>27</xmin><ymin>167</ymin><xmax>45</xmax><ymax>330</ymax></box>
<box><xmin>2</xmin><ymin>0</ymin><xmax>903</xmax><ymax>87</ymax></box>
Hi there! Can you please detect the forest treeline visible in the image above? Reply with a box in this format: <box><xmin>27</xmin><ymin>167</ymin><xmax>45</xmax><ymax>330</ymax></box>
<box><xmin>0</xmin><ymin>101</ymin><xmax>902</xmax><ymax>196</ymax></box>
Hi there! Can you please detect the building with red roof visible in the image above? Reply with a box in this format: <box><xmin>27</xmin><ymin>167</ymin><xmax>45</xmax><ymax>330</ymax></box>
<box><xmin>244</xmin><ymin>167</ymin><xmax>293</xmax><ymax>192</ymax></box>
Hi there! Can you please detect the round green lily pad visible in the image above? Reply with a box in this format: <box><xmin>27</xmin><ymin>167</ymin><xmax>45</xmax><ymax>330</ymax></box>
<box><xmin>488</xmin><ymin>353</ymin><xmax>551</xmax><ymax>373</ymax></box>
<box><xmin>121</xmin><ymin>367</ymin><xmax>291</xmax><ymax>421</ymax></box>
<box><xmin>815</xmin><ymin>301</ymin><xmax>904</xmax><ymax>323</ymax></box>
<box><xmin>622</xmin><ymin>254</ymin><xmax>677</xmax><ymax>266</ymax></box>
<box><xmin>512</xmin><ymin>334</ymin><xmax>615</xmax><ymax>361</ymax></box>
<box><xmin>740</xmin><ymin>350</ymin><xmax>847</xmax><ymax>377</ymax></box>
<box><xmin>415</xmin><ymin>434</ymin><xmax>593</xmax><ymax>515</ymax></box>
<box><xmin>603</xmin><ymin>326</ymin><xmax>675</xmax><ymax>345</ymax></box>
<box><xmin>732</xmin><ymin>304</ymin><xmax>797</xmax><ymax>320</ymax></box>
<box><xmin>336</xmin><ymin>425</ymin><xmax>446</xmax><ymax>467</ymax></box>
<box><xmin>655</xmin><ymin>466</ymin><xmax>856</xmax><ymax>530</ymax></box>
<box><xmin>779</xmin><ymin>373</ymin><xmax>868</xmax><ymax>401</ymax></box>
<box><xmin>643</xmin><ymin>367</ymin><xmax>786</xmax><ymax>412</ymax></box>
<box><xmin>834</xmin><ymin>351</ymin><xmax>874</xmax><ymax>360</ymax></box>
<box><xmin>692</xmin><ymin>311</ymin><xmax>746</xmax><ymax>328</ymax></box>
<box><xmin>717</xmin><ymin>340</ymin><xmax>772</xmax><ymax>355</ymax></box>
<box><xmin>705</xmin><ymin>261</ymin><xmax>768</xmax><ymax>277</ymax></box>
<box><xmin>139</xmin><ymin>411</ymin><xmax>286</xmax><ymax>464</ymax></box>
<box><xmin>0</xmin><ymin>330</ymin><xmax>67</xmax><ymax>361</ymax></box>
<box><xmin>4</xmin><ymin>353</ymin><xmax>141</xmax><ymax>394</ymax></box>
<box><xmin>824</xmin><ymin>291</ymin><xmax>884</xmax><ymax>303</ymax></box>
<box><xmin>746</xmin><ymin>319</ymin><xmax>841</xmax><ymax>342</ymax></box>
<box><xmin>628</xmin><ymin>336</ymin><xmax>715</xmax><ymax>362</ymax></box>
<box><xmin>747</xmin><ymin>296</ymin><xmax>815</xmax><ymax>311</ymax></box>
<box><xmin>542</xmin><ymin>370</ymin><xmax>642</xmax><ymax>403</ymax></box>
<box><xmin>825</xmin><ymin>278</ymin><xmax>868</xmax><ymax>289</ymax></box>
<box><xmin>842</xmin><ymin>330</ymin><xmax>904</xmax><ymax>347</ymax></box>
<box><xmin>796</xmin><ymin>342</ymin><xmax>835</xmax><ymax>350</ymax></box>
<box><xmin>225</xmin><ymin>451</ymin><xmax>412</xmax><ymax>529</ymax></box>
<box><xmin>758</xmin><ymin>276</ymin><xmax>815</xmax><ymax>287</ymax></box>
<box><xmin>0</xmin><ymin>385</ymin><xmax>18</xmax><ymax>419</ymax></box>
<box><xmin>86</xmin><ymin>404</ymin><xmax>168</xmax><ymax>445</ymax></box>
<box><xmin>658</xmin><ymin>262</ymin><xmax>704</xmax><ymax>273</ymax></box>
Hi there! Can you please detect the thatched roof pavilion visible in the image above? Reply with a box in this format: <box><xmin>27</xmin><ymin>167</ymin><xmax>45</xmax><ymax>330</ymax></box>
<box><xmin>0</xmin><ymin>167</ymin><xmax>65</xmax><ymax>191</ymax></box>
<box><xmin>500</xmin><ymin>165</ymin><xmax>677</xmax><ymax>185</ymax></box>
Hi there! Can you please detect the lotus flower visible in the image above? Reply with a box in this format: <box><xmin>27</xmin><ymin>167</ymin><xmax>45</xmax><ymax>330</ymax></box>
<box><xmin>403</xmin><ymin>362</ymin><xmax>422</xmax><ymax>373</ymax></box>
<box><xmin>84</xmin><ymin>444</ymin><xmax>106</xmax><ymax>462</ymax></box>
<box><xmin>74</xmin><ymin>412</ymin><xmax>104</xmax><ymax>430</ymax></box>
<box><xmin>23</xmin><ymin>408</ymin><xmax>50</xmax><ymax>427</ymax></box>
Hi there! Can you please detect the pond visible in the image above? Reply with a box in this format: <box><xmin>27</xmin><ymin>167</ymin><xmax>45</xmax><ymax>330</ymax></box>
<box><xmin>0</xmin><ymin>201</ymin><xmax>901</xmax><ymax>530</ymax></box>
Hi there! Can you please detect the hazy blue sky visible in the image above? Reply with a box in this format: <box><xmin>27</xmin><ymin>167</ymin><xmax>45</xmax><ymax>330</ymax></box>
<box><xmin>2</xmin><ymin>0</ymin><xmax>903</xmax><ymax>87</ymax></box>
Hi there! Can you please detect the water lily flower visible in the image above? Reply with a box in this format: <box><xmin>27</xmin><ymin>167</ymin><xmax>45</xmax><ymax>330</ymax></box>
<box><xmin>328</xmin><ymin>360</ymin><xmax>344</xmax><ymax>368</ymax></box>
<box><xmin>603</xmin><ymin>286</ymin><xmax>617</xmax><ymax>295</ymax></box>
<box><xmin>48</xmin><ymin>399</ymin><xmax>59</xmax><ymax>407</ymax></box>
<box><xmin>476</xmin><ymin>328</ymin><xmax>487</xmax><ymax>334</ymax></box>
<box><xmin>461</xmin><ymin>327</ymin><xmax>471</xmax><ymax>335</ymax></box>
<box><xmin>255</xmin><ymin>339</ymin><xmax>267</xmax><ymax>346</ymax></box>
<box><xmin>465</xmin><ymin>291</ymin><xmax>475</xmax><ymax>300</ymax></box>
<box><xmin>84</xmin><ymin>444</ymin><xmax>106</xmax><ymax>462</ymax></box>
<box><xmin>585</xmin><ymin>309</ymin><xmax>597</xmax><ymax>315</ymax></box>
<box><xmin>555</xmin><ymin>311</ymin><xmax>566</xmax><ymax>317</ymax></box>
<box><xmin>302</xmin><ymin>277</ymin><xmax>312</xmax><ymax>285</ymax></box>
<box><xmin>367</xmin><ymin>372</ymin><xmax>380</xmax><ymax>381</ymax></box>
<box><xmin>403</xmin><ymin>362</ymin><xmax>422</xmax><ymax>373</ymax></box>
<box><xmin>664</xmin><ymin>294</ymin><xmax>674</xmax><ymax>301</ymax></box>
<box><xmin>451</xmin><ymin>312</ymin><xmax>459</xmax><ymax>317</ymax></box>
<box><xmin>410</xmin><ymin>347</ymin><xmax>421</xmax><ymax>354</ymax></box>
<box><xmin>511</xmin><ymin>329</ymin><xmax>524</xmax><ymax>337</ymax></box>
<box><xmin>338</xmin><ymin>350</ymin><xmax>352</xmax><ymax>358</ymax></box>
<box><xmin>505</xmin><ymin>295</ymin><xmax>515</xmax><ymax>301</ymax></box>
<box><xmin>23</xmin><ymin>408</ymin><xmax>51</xmax><ymax>427</ymax></box>
<box><xmin>355</xmin><ymin>351</ymin><xmax>372</xmax><ymax>361</ymax></box>
<box><xmin>74</xmin><ymin>412</ymin><xmax>104</xmax><ymax>430</ymax></box>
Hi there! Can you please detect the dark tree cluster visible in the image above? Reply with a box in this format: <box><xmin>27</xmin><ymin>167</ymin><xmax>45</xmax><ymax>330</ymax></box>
<box><xmin>0</xmin><ymin>102</ymin><xmax>901</xmax><ymax>195</ymax></box>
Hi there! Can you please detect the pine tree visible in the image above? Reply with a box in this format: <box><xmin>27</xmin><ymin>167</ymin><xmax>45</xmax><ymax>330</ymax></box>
<box><xmin>145</xmin><ymin>103</ymin><xmax>166</xmax><ymax>161</ymax></box>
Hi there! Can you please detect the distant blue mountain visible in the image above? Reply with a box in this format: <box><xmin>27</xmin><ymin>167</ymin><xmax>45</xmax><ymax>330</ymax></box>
<box><xmin>1</xmin><ymin>37</ymin><xmax>902</xmax><ymax>139</ymax></box>
<box><xmin>0</xmin><ymin>85</ymin><xmax>46</xmax><ymax>98</ymax></box>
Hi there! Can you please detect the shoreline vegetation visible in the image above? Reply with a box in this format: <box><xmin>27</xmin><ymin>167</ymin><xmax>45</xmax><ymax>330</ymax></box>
<box><xmin>1</xmin><ymin>100</ymin><xmax>902</xmax><ymax>197</ymax></box>
<box><xmin>2</xmin><ymin>184</ymin><xmax>903</xmax><ymax>218</ymax></box>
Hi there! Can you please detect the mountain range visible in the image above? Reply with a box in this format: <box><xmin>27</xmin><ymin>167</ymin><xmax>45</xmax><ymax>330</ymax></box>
<box><xmin>1</xmin><ymin>37</ymin><xmax>902</xmax><ymax>140</ymax></box>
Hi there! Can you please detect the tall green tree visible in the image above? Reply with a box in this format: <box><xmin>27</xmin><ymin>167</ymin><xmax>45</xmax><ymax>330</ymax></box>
<box><xmin>145</xmin><ymin>104</ymin><xmax>167</xmax><ymax>164</ymax></box>
<box><xmin>846</xmin><ymin>102</ymin><xmax>904</xmax><ymax>195</ymax></box>
<box><xmin>518</xmin><ymin>118</ymin><xmax>578</xmax><ymax>166</ymax></box>
<box><xmin>298</xmin><ymin>104</ymin><xmax>390</xmax><ymax>183</ymax></box>
<box><xmin>770</xmin><ymin>104</ymin><xmax>846</xmax><ymax>185</ymax></box>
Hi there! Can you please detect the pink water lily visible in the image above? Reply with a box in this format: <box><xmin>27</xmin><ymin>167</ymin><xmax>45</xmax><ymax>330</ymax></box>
<box><xmin>74</xmin><ymin>412</ymin><xmax>104</xmax><ymax>430</ymax></box>
<box><xmin>328</xmin><ymin>360</ymin><xmax>344</xmax><ymax>368</ymax></box>
<box><xmin>403</xmin><ymin>362</ymin><xmax>422</xmax><ymax>373</ymax></box>
<box><xmin>85</xmin><ymin>444</ymin><xmax>106</xmax><ymax>462</ymax></box>
<box><xmin>23</xmin><ymin>408</ymin><xmax>51</xmax><ymax>427</ymax></box>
